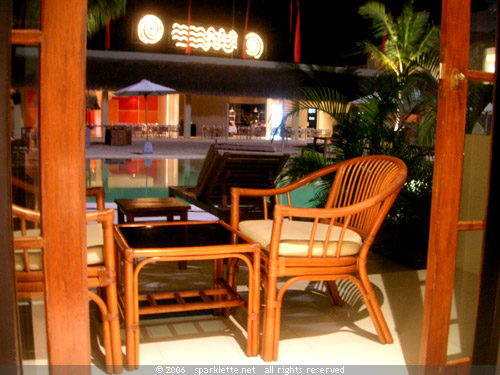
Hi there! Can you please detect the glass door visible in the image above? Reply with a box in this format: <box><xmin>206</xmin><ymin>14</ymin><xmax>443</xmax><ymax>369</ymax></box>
<box><xmin>420</xmin><ymin>0</ymin><xmax>498</xmax><ymax>366</ymax></box>
<box><xmin>9</xmin><ymin>1</ymin><xmax>46</xmax><ymax>365</ymax></box>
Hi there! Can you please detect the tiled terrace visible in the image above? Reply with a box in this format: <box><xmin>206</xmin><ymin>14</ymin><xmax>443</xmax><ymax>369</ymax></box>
<box><xmin>21</xmin><ymin>204</ymin><xmax>478</xmax><ymax>372</ymax></box>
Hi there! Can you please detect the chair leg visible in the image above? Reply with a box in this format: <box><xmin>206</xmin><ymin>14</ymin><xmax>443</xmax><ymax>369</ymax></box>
<box><xmin>272</xmin><ymin>298</ymin><xmax>282</xmax><ymax>362</ymax></box>
<box><xmin>357</xmin><ymin>269</ymin><xmax>393</xmax><ymax>344</ymax></box>
<box><xmin>261</xmin><ymin>275</ymin><xmax>279</xmax><ymax>362</ymax></box>
<box><xmin>105</xmin><ymin>281</ymin><xmax>124</xmax><ymax>373</ymax></box>
<box><xmin>124</xmin><ymin>260</ymin><xmax>138</xmax><ymax>371</ymax></box>
<box><xmin>325</xmin><ymin>280</ymin><xmax>343</xmax><ymax>306</ymax></box>
<box><xmin>88</xmin><ymin>290</ymin><xmax>115</xmax><ymax>374</ymax></box>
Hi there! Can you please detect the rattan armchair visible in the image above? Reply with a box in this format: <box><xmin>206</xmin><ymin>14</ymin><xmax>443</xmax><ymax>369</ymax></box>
<box><xmin>230</xmin><ymin>155</ymin><xmax>407</xmax><ymax>361</ymax></box>
<box><xmin>12</xmin><ymin>187</ymin><xmax>122</xmax><ymax>373</ymax></box>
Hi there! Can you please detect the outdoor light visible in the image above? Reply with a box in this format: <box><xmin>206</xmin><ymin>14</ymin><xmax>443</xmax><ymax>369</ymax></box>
<box><xmin>484</xmin><ymin>47</ymin><xmax>496</xmax><ymax>73</ymax></box>
<box><xmin>245</xmin><ymin>32</ymin><xmax>264</xmax><ymax>59</ymax></box>
<box><xmin>271</xmin><ymin>104</ymin><xmax>283</xmax><ymax>128</ymax></box>
<box><xmin>138</xmin><ymin>15</ymin><xmax>164</xmax><ymax>44</ymax></box>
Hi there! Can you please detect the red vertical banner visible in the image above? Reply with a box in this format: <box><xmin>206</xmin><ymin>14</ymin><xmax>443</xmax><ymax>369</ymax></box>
<box><xmin>294</xmin><ymin>0</ymin><xmax>300</xmax><ymax>63</ymax></box>
<box><xmin>105</xmin><ymin>15</ymin><xmax>111</xmax><ymax>50</ymax></box>
<box><xmin>186</xmin><ymin>0</ymin><xmax>192</xmax><ymax>54</ymax></box>
<box><xmin>381</xmin><ymin>34</ymin><xmax>387</xmax><ymax>53</ymax></box>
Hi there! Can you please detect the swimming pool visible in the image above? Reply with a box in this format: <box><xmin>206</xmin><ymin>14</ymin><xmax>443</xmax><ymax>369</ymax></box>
<box><xmin>86</xmin><ymin>158</ymin><xmax>316</xmax><ymax>208</ymax></box>
<box><xmin>86</xmin><ymin>158</ymin><xmax>203</xmax><ymax>202</ymax></box>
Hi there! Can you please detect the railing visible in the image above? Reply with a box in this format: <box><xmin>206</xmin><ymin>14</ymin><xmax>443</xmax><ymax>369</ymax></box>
<box><xmin>200</xmin><ymin>124</ymin><xmax>266</xmax><ymax>139</ymax></box>
<box><xmin>89</xmin><ymin>124</ymin><xmax>181</xmax><ymax>139</ymax></box>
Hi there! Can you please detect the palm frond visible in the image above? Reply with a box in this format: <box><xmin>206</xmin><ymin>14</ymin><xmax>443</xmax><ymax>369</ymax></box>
<box><xmin>285</xmin><ymin>87</ymin><xmax>350</xmax><ymax>125</ymax></box>
<box><xmin>359</xmin><ymin>0</ymin><xmax>440</xmax><ymax>78</ymax></box>
<box><xmin>87</xmin><ymin>0</ymin><xmax>127</xmax><ymax>37</ymax></box>
<box><xmin>414</xmin><ymin>98</ymin><xmax>437</xmax><ymax>147</ymax></box>
<box><xmin>280</xmin><ymin>148</ymin><xmax>330</xmax><ymax>184</ymax></box>
<box><xmin>360</xmin><ymin>41</ymin><xmax>400</xmax><ymax>74</ymax></box>
<box><xmin>358</xmin><ymin>1</ymin><xmax>396</xmax><ymax>40</ymax></box>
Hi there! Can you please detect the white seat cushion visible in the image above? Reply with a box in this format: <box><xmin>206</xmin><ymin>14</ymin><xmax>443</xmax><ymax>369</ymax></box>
<box><xmin>239</xmin><ymin>220</ymin><xmax>363</xmax><ymax>257</ymax></box>
<box><xmin>86</xmin><ymin>222</ymin><xmax>105</xmax><ymax>265</ymax></box>
<box><xmin>14</xmin><ymin>223</ymin><xmax>105</xmax><ymax>272</ymax></box>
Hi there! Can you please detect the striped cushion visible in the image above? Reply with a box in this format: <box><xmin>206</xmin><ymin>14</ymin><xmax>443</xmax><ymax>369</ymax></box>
<box><xmin>239</xmin><ymin>220</ymin><xmax>362</xmax><ymax>257</ymax></box>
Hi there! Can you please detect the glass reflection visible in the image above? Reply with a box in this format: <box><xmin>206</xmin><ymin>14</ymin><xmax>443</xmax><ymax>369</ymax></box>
<box><xmin>448</xmin><ymin>132</ymin><xmax>491</xmax><ymax>361</ymax></box>
<box><xmin>11</xmin><ymin>46</ymin><xmax>40</xmax><ymax>210</ymax></box>
<box><xmin>469</xmin><ymin>2</ymin><xmax>496</xmax><ymax>72</ymax></box>
<box><xmin>10</xmin><ymin>45</ymin><xmax>45</xmax><ymax>364</ymax></box>
<box><xmin>12</xmin><ymin>0</ymin><xmax>40</xmax><ymax>29</ymax></box>
<box><xmin>467</xmin><ymin>82</ymin><xmax>493</xmax><ymax>136</ymax></box>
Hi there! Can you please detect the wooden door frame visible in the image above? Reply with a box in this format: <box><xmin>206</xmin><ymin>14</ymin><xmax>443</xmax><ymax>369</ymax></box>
<box><xmin>420</xmin><ymin>0</ymin><xmax>499</xmax><ymax>365</ymax></box>
<box><xmin>420</xmin><ymin>0</ymin><xmax>471</xmax><ymax>363</ymax></box>
<box><xmin>0</xmin><ymin>0</ymin><xmax>22</xmax><ymax>366</ymax></box>
<box><xmin>472</xmin><ymin>3</ymin><xmax>500</xmax><ymax>363</ymax></box>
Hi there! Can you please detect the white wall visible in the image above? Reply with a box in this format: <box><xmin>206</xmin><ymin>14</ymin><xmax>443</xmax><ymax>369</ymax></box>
<box><xmin>190</xmin><ymin>95</ymin><xmax>229</xmax><ymax>135</ymax></box>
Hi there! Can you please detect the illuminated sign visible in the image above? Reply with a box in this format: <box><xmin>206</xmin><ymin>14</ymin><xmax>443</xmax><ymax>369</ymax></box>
<box><xmin>137</xmin><ymin>16</ymin><xmax>265</xmax><ymax>59</ymax></box>
<box><xmin>245</xmin><ymin>32</ymin><xmax>264</xmax><ymax>59</ymax></box>
<box><xmin>138</xmin><ymin>15</ymin><xmax>164</xmax><ymax>44</ymax></box>
<box><xmin>172</xmin><ymin>23</ymin><xmax>238</xmax><ymax>53</ymax></box>
<box><xmin>171</xmin><ymin>22</ymin><xmax>264</xmax><ymax>59</ymax></box>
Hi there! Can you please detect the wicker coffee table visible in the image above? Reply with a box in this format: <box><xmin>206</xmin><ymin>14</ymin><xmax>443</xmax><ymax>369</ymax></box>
<box><xmin>114</xmin><ymin>220</ymin><xmax>261</xmax><ymax>370</ymax></box>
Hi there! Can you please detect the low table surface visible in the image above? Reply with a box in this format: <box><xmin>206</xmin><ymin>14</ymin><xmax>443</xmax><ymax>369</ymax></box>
<box><xmin>115</xmin><ymin>197</ymin><xmax>191</xmax><ymax>214</ymax></box>
<box><xmin>115</xmin><ymin>221</ymin><xmax>246</xmax><ymax>251</ymax></box>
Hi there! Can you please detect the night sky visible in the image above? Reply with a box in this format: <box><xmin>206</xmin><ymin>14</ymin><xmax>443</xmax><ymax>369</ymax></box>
<box><xmin>88</xmin><ymin>0</ymin><xmax>492</xmax><ymax>67</ymax></box>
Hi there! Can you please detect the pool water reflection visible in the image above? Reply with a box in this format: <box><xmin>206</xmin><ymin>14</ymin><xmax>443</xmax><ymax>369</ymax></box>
<box><xmin>86</xmin><ymin>158</ymin><xmax>315</xmax><ymax>208</ymax></box>
<box><xmin>86</xmin><ymin>159</ymin><xmax>204</xmax><ymax>202</ymax></box>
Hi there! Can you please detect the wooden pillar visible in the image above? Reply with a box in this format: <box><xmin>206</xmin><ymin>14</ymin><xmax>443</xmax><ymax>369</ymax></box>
<box><xmin>40</xmin><ymin>0</ymin><xmax>90</xmax><ymax>367</ymax></box>
<box><xmin>419</xmin><ymin>0</ymin><xmax>471</xmax><ymax>365</ymax></box>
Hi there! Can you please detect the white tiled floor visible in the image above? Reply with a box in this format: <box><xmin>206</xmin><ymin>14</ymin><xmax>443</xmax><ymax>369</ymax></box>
<box><xmin>23</xmin><ymin>205</ymin><xmax>479</xmax><ymax>371</ymax></box>
<box><xmin>91</xmin><ymin>204</ymin><xmax>426</xmax><ymax>369</ymax></box>
<box><xmin>88</xmin><ymin>258</ymin><xmax>426</xmax><ymax>370</ymax></box>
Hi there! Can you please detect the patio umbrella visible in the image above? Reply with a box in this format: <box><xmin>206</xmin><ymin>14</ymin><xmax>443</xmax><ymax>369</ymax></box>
<box><xmin>114</xmin><ymin>79</ymin><xmax>175</xmax><ymax>154</ymax></box>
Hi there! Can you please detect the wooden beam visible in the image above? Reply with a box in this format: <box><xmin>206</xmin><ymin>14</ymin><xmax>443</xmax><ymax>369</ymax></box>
<box><xmin>40</xmin><ymin>0</ymin><xmax>90</xmax><ymax>367</ymax></box>
<box><xmin>468</xmin><ymin>70</ymin><xmax>494</xmax><ymax>83</ymax></box>
<box><xmin>419</xmin><ymin>0</ymin><xmax>471</xmax><ymax>365</ymax></box>
<box><xmin>457</xmin><ymin>221</ymin><xmax>485</xmax><ymax>231</ymax></box>
<box><xmin>11</xmin><ymin>29</ymin><xmax>43</xmax><ymax>45</ymax></box>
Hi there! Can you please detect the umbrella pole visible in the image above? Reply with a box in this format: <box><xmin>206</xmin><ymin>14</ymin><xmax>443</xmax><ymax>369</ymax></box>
<box><xmin>145</xmin><ymin>95</ymin><xmax>149</xmax><ymax>142</ymax></box>
<box><xmin>144</xmin><ymin>94</ymin><xmax>153</xmax><ymax>154</ymax></box>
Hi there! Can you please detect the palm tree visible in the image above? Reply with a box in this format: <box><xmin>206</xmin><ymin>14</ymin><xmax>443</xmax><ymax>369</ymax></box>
<box><xmin>358</xmin><ymin>0</ymin><xmax>440</xmax><ymax>78</ymax></box>
<box><xmin>18</xmin><ymin>0</ymin><xmax>126</xmax><ymax>37</ymax></box>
